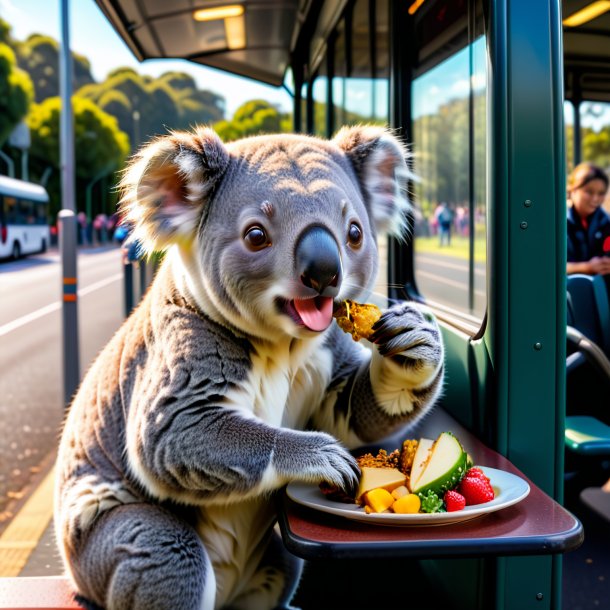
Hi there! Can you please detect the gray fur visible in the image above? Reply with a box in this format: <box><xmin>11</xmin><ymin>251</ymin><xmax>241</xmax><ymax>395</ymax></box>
<box><xmin>55</xmin><ymin>126</ymin><xmax>444</xmax><ymax>610</ymax></box>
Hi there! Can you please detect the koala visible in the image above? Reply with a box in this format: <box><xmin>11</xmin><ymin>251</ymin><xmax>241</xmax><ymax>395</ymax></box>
<box><xmin>54</xmin><ymin>125</ymin><xmax>444</xmax><ymax>610</ymax></box>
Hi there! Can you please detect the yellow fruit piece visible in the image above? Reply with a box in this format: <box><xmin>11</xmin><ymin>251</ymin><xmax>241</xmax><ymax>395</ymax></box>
<box><xmin>391</xmin><ymin>485</ymin><xmax>409</xmax><ymax>500</ymax></box>
<box><xmin>392</xmin><ymin>493</ymin><xmax>422</xmax><ymax>514</ymax></box>
<box><xmin>363</xmin><ymin>488</ymin><xmax>395</xmax><ymax>513</ymax></box>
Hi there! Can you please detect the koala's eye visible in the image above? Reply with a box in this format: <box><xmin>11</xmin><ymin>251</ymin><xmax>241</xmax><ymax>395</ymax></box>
<box><xmin>244</xmin><ymin>225</ymin><xmax>270</xmax><ymax>250</ymax></box>
<box><xmin>347</xmin><ymin>222</ymin><xmax>363</xmax><ymax>247</ymax></box>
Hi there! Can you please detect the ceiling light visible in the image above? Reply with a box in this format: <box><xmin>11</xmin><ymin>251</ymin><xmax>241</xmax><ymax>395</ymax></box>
<box><xmin>408</xmin><ymin>0</ymin><xmax>427</xmax><ymax>15</ymax></box>
<box><xmin>225</xmin><ymin>15</ymin><xmax>246</xmax><ymax>49</ymax></box>
<box><xmin>563</xmin><ymin>1</ymin><xmax>610</xmax><ymax>27</ymax></box>
<box><xmin>193</xmin><ymin>5</ymin><xmax>244</xmax><ymax>22</ymax></box>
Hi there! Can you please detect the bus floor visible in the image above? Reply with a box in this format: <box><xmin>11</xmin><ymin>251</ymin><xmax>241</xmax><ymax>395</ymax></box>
<box><xmin>9</xmin><ymin>480</ymin><xmax>610</xmax><ymax>610</ymax></box>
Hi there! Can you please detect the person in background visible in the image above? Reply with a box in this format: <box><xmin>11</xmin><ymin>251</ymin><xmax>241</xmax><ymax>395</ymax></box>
<box><xmin>567</xmin><ymin>162</ymin><xmax>610</xmax><ymax>276</ymax></box>
<box><xmin>435</xmin><ymin>201</ymin><xmax>454</xmax><ymax>247</ymax></box>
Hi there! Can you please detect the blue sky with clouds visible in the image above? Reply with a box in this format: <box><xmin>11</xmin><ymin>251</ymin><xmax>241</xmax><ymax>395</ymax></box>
<box><xmin>0</xmin><ymin>0</ymin><xmax>292</xmax><ymax>118</ymax></box>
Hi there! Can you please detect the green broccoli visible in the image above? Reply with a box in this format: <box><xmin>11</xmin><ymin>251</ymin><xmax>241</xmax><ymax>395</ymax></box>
<box><xmin>418</xmin><ymin>490</ymin><xmax>446</xmax><ymax>513</ymax></box>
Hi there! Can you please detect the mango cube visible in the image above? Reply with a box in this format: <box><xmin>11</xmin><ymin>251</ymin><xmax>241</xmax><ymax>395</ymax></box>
<box><xmin>363</xmin><ymin>488</ymin><xmax>395</xmax><ymax>513</ymax></box>
<box><xmin>392</xmin><ymin>493</ymin><xmax>421</xmax><ymax>514</ymax></box>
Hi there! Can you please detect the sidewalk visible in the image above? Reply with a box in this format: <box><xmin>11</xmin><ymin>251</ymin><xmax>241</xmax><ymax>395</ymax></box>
<box><xmin>0</xmin><ymin>454</ymin><xmax>62</xmax><ymax>578</ymax></box>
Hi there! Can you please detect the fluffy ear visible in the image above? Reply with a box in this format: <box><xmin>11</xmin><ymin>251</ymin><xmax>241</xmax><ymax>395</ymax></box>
<box><xmin>333</xmin><ymin>125</ymin><xmax>413</xmax><ymax>238</ymax></box>
<box><xmin>119</xmin><ymin>127</ymin><xmax>230</xmax><ymax>254</ymax></box>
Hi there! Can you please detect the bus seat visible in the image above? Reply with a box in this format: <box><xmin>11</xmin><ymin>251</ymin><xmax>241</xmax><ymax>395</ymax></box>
<box><xmin>565</xmin><ymin>415</ymin><xmax>610</xmax><ymax>456</ymax></box>
<box><xmin>566</xmin><ymin>274</ymin><xmax>610</xmax><ymax>356</ymax></box>
<box><xmin>565</xmin><ymin>327</ymin><xmax>610</xmax><ymax>458</ymax></box>
<box><xmin>580</xmin><ymin>486</ymin><xmax>610</xmax><ymax>523</ymax></box>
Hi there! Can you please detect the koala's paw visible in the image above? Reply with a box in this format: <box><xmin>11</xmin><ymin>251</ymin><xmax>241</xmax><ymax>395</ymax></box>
<box><xmin>279</xmin><ymin>431</ymin><xmax>360</xmax><ymax>495</ymax></box>
<box><xmin>369</xmin><ymin>302</ymin><xmax>443</xmax><ymax>370</ymax></box>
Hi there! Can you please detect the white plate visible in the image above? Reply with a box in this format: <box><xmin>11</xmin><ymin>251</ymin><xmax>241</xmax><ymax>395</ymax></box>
<box><xmin>286</xmin><ymin>467</ymin><xmax>530</xmax><ymax>526</ymax></box>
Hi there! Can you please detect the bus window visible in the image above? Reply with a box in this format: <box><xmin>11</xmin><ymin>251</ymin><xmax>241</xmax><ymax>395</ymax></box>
<box><xmin>411</xmin><ymin>33</ymin><xmax>488</xmax><ymax>320</ymax></box>
<box><xmin>312</xmin><ymin>65</ymin><xmax>328</xmax><ymax>137</ymax></box>
<box><xmin>565</xmin><ymin>101</ymin><xmax>575</xmax><ymax>174</ymax></box>
<box><xmin>580</xmin><ymin>102</ymin><xmax>610</xmax><ymax>182</ymax></box>
<box><xmin>374</xmin><ymin>0</ymin><xmax>389</xmax><ymax>124</ymax></box>
<box><xmin>5</xmin><ymin>195</ymin><xmax>18</xmax><ymax>223</ymax></box>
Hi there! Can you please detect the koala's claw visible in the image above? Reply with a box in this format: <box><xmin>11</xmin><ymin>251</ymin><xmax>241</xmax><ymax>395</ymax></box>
<box><xmin>315</xmin><ymin>437</ymin><xmax>360</xmax><ymax>494</ymax></box>
<box><xmin>369</xmin><ymin>303</ymin><xmax>441</xmax><ymax>365</ymax></box>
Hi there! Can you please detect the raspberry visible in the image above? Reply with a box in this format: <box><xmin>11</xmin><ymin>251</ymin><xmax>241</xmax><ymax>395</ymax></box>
<box><xmin>444</xmin><ymin>490</ymin><xmax>466</xmax><ymax>512</ymax></box>
<box><xmin>458</xmin><ymin>476</ymin><xmax>495</xmax><ymax>505</ymax></box>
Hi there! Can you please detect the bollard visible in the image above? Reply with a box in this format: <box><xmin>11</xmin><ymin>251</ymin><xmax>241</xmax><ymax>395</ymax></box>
<box><xmin>123</xmin><ymin>258</ymin><xmax>134</xmax><ymax>317</ymax></box>
<box><xmin>58</xmin><ymin>209</ymin><xmax>80</xmax><ymax>407</ymax></box>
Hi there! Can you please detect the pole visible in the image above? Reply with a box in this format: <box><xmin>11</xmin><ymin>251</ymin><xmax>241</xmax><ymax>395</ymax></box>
<box><xmin>59</xmin><ymin>0</ymin><xmax>80</xmax><ymax>406</ymax></box>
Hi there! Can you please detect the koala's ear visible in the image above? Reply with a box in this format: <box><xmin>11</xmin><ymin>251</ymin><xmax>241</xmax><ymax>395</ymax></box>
<box><xmin>333</xmin><ymin>125</ymin><xmax>413</xmax><ymax>238</ymax></box>
<box><xmin>119</xmin><ymin>127</ymin><xmax>230</xmax><ymax>254</ymax></box>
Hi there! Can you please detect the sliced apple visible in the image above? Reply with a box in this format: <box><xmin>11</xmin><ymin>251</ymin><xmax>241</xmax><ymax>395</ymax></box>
<box><xmin>407</xmin><ymin>438</ymin><xmax>434</xmax><ymax>491</ymax></box>
<box><xmin>409</xmin><ymin>432</ymin><xmax>468</xmax><ymax>496</ymax></box>
<box><xmin>355</xmin><ymin>467</ymin><xmax>406</xmax><ymax>503</ymax></box>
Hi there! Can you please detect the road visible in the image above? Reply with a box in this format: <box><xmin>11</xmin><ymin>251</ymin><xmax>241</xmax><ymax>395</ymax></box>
<box><xmin>414</xmin><ymin>251</ymin><xmax>486</xmax><ymax>318</ymax></box>
<box><xmin>0</xmin><ymin>247</ymin><xmax>125</xmax><ymax>522</ymax></box>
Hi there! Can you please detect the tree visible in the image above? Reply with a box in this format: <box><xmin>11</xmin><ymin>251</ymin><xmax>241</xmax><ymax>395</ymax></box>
<box><xmin>582</xmin><ymin>127</ymin><xmax>610</xmax><ymax>170</ymax></box>
<box><xmin>0</xmin><ymin>43</ymin><xmax>34</xmax><ymax>146</ymax></box>
<box><xmin>16</xmin><ymin>34</ymin><xmax>94</xmax><ymax>102</ymax></box>
<box><xmin>214</xmin><ymin>99</ymin><xmax>290</xmax><ymax>141</ymax></box>
<box><xmin>28</xmin><ymin>96</ymin><xmax>129</xmax><ymax>217</ymax></box>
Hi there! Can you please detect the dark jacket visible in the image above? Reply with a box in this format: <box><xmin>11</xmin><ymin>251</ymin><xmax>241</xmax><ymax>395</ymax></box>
<box><xmin>567</xmin><ymin>205</ymin><xmax>610</xmax><ymax>262</ymax></box>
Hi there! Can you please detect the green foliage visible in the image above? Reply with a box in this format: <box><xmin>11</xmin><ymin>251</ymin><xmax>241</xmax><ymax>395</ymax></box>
<box><xmin>214</xmin><ymin>99</ymin><xmax>290</xmax><ymax>141</ymax></box>
<box><xmin>16</xmin><ymin>34</ymin><xmax>94</xmax><ymax>102</ymax></box>
<box><xmin>0</xmin><ymin>43</ymin><xmax>34</xmax><ymax>146</ymax></box>
<box><xmin>0</xmin><ymin>18</ymin><xmax>12</xmax><ymax>45</ymax></box>
<box><xmin>76</xmin><ymin>69</ymin><xmax>226</xmax><ymax>150</ymax></box>
<box><xmin>582</xmin><ymin>127</ymin><xmax>610</xmax><ymax>170</ymax></box>
<box><xmin>27</xmin><ymin>96</ymin><xmax>129</xmax><ymax>217</ymax></box>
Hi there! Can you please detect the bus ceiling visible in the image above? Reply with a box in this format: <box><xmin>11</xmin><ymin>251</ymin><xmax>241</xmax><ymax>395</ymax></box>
<box><xmin>95</xmin><ymin>1</ymin><xmax>610</xmax><ymax>100</ymax></box>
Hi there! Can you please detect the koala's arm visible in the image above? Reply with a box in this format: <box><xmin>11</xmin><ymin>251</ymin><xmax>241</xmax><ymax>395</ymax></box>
<box><xmin>124</xmin><ymin>314</ymin><xmax>358</xmax><ymax>505</ymax></box>
<box><xmin>311</xmin><ymin>302</ymin><xmax>444</xmax><ymax>447</ymax></box>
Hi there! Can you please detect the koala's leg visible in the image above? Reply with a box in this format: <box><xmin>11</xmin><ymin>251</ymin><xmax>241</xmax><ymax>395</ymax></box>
<box><xmin>68</xmin><ymin>503</ymin><xmax>215</xmax><ymax>610</ymax></box>
<box><xmin>227</xmin><ymin>530</ymin><xmax>303</xmax><ymax>610</ymax></box>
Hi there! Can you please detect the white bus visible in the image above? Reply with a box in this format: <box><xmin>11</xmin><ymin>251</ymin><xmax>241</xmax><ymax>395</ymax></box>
<box><xmin>0</xmin><ymin>175</ymin><xmax>50</xmax><ymax>259</ymax></box>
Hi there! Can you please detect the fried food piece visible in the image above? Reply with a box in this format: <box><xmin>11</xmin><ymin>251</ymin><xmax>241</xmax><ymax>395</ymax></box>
<box><xmin>398</xmin><ymin>439</ymin><xmax>419</xmax><ymax>474</ymax></box>
<box><xmin>333</xmin><ymin>299</ymin><xmax>382</xmax><ymax>341</ymax></box>
<box><xmin>357</xmin><ymin>449</ymin><xmax>399</xmax><ymax>469</ymax></box>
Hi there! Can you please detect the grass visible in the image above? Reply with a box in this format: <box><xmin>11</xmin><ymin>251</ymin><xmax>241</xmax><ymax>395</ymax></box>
<box><xmin>414</xmin><ymin>235</ymin><xmax>487</xmax><ymax>264</ymax></box>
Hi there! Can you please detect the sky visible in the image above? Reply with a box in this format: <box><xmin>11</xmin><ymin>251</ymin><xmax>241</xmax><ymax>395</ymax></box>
<box><xmin>0</xmin><ymin>0</ymin><xmax>292</xmax><ymax>118</ymax></box>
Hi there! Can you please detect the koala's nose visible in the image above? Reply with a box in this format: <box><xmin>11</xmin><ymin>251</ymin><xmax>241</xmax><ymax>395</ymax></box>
<box><xmin>296</xmin><ymin>226</ymin><xmax>342</xmax><ymax>295</ymax></box>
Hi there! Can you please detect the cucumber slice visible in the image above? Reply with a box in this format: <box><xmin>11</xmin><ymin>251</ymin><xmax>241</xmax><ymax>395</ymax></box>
<box><xmin>410</xmin><ymin>432</ymin><xmax>468</xmax><ymax>496</ymax></box>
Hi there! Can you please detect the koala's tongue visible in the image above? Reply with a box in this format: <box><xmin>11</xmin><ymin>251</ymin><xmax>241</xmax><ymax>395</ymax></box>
<box><xmin>294</xmin><ymin>296</ymin><xmax>334</xmax><ymax>331</ymax></box>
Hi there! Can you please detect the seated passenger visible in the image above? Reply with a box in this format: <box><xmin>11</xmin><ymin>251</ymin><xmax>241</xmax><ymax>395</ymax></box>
<box><xmin>567</xmin><ymin>162</ymin><xmax>610</xmax><ymax>276</ymax></box>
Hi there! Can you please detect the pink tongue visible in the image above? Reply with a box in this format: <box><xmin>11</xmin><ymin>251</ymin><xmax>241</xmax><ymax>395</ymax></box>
<box><xmin>294</xmin><ymin>297</ymin><xmax>334</xmax><ymax>331</ymax></box>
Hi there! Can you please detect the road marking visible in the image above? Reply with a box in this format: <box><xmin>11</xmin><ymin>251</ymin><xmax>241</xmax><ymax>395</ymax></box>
<box><xmin>417</xmin><ymin>270</ymin><xmax>486</xmax><ymax>297</ymax></box>
<box><xmin>0</xmin><ymin>466</ymin><xmax>55</xmax><ymax>577</ymax></box>
<box><xmin>0</xmin><ymin>273</ymin><xmax>123</xmax><ymax>337</ymax></box>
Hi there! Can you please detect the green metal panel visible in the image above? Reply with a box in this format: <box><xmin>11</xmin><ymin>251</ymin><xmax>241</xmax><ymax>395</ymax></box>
<box><xmin>488</xmin><ymin>0</ymin><xmax>565</xmax><ymax>497</ymax></box>
<box><xmin>487</xmin><ymin>1</ymin><xmax>566</xmax><ymax>609</ymax></box>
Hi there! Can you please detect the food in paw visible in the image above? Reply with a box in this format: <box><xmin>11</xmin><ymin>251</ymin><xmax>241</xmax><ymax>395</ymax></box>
<box><xmin>458</xmin><ymin>474</ymin><xmax>495</xmax><ymax>505</ymax></box>
<box><xmin>333</xmin><ymin>299</ymin><xmax>382</xmax><ymax>341</ymax></box>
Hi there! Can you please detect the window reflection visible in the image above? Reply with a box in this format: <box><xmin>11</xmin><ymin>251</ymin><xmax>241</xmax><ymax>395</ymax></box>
<box><xmin>412</xmin><ymin>37</ymin><xmax>487</xmax><ymax>319</ymax></box>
